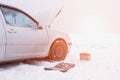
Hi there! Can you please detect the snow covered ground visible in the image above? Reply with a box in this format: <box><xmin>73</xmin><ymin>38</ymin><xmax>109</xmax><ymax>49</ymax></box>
<box><xmin>0</xmin><ymin>34</ymin><xmax>120</xmax><ymax>80</ymax></box>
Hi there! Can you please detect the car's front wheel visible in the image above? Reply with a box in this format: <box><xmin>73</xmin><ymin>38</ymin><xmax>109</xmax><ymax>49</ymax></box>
<box><xmin>48</xmin><ymin>39</ymin><xmax>68</xmax><ymax>61</ymax></box>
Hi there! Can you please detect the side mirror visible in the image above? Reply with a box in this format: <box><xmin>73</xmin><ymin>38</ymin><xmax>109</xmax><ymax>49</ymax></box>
<box><xmin>38</xmin><ymin>26</ymin><xmax>43</xmax><ymax>30</ymax></box>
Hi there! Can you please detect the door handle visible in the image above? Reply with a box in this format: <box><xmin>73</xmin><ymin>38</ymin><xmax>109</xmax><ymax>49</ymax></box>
<box><xmin>8</xmin><ymin>29</ymin><xmax>16</xmax><ymax>33</ymax></box>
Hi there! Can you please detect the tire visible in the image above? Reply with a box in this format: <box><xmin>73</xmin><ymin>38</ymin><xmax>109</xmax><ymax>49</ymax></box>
<box><xmin>48</xmin><ymin>39</ymin><xmax>68</xmax><ymax>61</ymax></box>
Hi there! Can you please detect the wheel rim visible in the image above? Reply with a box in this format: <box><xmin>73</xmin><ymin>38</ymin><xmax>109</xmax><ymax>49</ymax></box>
<box><xmin>49</xmin><ymin>40</ymin><xmax>68</xmax><ymax>61</ymax></box>
<box><xmin>52</xmin><ymin>46</ymin><xmax>64</xmax><ymax>60</ymax></box>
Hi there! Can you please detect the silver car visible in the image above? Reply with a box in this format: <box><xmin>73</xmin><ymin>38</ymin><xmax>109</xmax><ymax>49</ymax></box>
<box><xmin>0</xmin><ymin>2</ymin><xmax>72</xmax><ymax>62</ymax></box>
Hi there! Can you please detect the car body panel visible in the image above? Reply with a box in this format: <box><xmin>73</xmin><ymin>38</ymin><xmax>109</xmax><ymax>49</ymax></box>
<box><xmin>0</xmin><ymin>10</ymin><xmax>6</xmax><ymax>60</ymax></box>
<box><xmin>5</xmin><ymin>25</ymin><xmax>49</xmax><ymax>59</ymax></box>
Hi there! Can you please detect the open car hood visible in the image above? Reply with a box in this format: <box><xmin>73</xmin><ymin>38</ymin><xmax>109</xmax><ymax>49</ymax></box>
<box><xmin>0</xmin><ymin>0</ymin><xmax>63</xmax><ymax>27</ymax></box>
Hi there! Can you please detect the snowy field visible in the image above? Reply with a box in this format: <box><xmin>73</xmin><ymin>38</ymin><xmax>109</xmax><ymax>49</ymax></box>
<box><xmin>0</xmin><ymin>34</ymin><xmax>120</xmax><ymax>80</ymax></box>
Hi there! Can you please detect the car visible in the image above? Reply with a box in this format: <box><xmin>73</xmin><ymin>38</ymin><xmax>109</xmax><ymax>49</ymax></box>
<box><xmin>0</xmin><ymin>1</ymin><xmax>72</xmax><ymax>62</ymax></box>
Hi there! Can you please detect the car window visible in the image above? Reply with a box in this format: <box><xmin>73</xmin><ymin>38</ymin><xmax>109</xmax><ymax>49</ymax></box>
<box><xmin>1</xmin><ymin>7</ymin><xmax>37</xmax><ymax>27</ymax></box>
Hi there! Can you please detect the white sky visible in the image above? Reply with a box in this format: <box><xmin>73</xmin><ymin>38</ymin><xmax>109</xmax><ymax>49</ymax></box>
<box><xmin>53</xmin><ymin>0</ymin><xmax>120</xmax><ymax>34</ymax></box>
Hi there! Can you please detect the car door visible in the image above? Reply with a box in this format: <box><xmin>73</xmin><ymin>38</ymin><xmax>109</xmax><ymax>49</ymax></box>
<box><xmin>1</xmin><ymin>6</ymin><xmax>49</xmax><ymax>59</ymax></box>
<box><xmin>0</xmin><ymin>9</ymin><xmax>6</xmax><ymax>61</ymax></box>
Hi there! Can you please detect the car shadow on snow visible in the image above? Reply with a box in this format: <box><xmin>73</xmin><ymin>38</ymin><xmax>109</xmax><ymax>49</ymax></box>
<box><xmin>0</xmin><ymin>58</ymin><xmax>46</xmax><ymax>71</ymax></box>
<box><xmin>0</xmin><ymin>62</ymin><xmax>21</xmax><ymax>71</ymax></box>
